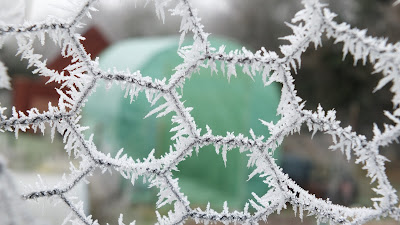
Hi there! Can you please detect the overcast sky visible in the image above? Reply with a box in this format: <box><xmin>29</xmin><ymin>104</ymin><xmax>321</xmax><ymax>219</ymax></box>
<box><xmin>0</xmin><ymin>0</ymin><xmax>230</xmax><ymax>23</ymax></box>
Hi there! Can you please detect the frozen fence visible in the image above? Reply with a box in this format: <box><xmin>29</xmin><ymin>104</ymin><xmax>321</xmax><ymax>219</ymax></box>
<box><xmin>1</xmin><ymin>0</ymin><xmax>400</xmax><ymax>224</ymax></box>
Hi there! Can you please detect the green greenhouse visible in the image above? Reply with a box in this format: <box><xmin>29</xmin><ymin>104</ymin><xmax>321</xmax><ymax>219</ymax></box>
<box><xmin>83</xmin><ymin>36</ymin><xmax>281</xmax><ymax>210</ymax></box>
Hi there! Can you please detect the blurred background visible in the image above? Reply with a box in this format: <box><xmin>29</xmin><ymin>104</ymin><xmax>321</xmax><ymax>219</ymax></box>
<box><xmin>1</xmin><ymin>0</ymin><xmax>400</xmax><ymax>224</ymax></box>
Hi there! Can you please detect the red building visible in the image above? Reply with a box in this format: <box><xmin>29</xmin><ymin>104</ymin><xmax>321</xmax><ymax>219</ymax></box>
<box><xmin>13</xmin><ymin>26</ymin><xmax>109</xmax><ymax>112</ymax></box>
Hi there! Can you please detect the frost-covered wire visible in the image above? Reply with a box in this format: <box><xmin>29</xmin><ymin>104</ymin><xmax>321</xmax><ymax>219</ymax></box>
<box><xmin>0</xmin><ymin>0</ymin><xmax>400</xmax><ymax>224</ymax></box>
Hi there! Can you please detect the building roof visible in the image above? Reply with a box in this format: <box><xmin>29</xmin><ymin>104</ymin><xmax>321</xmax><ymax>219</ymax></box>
<box><xmin>98</xmin><ymin>36</ymin><xmax>178</xmax><ymax>72</ymax></box>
